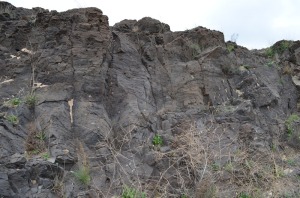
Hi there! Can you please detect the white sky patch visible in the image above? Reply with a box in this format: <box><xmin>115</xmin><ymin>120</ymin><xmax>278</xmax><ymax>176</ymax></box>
<box><xmin>5</xmin><ymin>0</ymin><xmax>300</xmax><ymax>49</ymax></box>
<box><xmin>272</xmin><ymin>0</ymin><xmax>300</xmax><ymax>29</ymax></box>
<box><xmin>272</xmin><ymin>18</ymin><xmax>300</xmax><ymax>29</ymax></box>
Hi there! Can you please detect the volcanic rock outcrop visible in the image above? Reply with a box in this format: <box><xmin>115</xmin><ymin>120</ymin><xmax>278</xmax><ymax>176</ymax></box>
<box><xmin>1</xmin><ymin>2</ymin><xmax>300</xmax><ymax>197</ymax></box>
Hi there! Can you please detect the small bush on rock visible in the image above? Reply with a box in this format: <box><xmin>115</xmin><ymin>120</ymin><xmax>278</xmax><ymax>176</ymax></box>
<box><xmin>10</xmin><ymin>97</ymin><xmax>21</xmax><ymax>107</ymax></box>
<box><xmin>4</xmin><ymin>97</ymin><xmax>21</xmax><ymax>107</ymax></box>
<box><xmin>25</xmin><ymin>123</ymin><xmax>46</xmax><ymax>155</ymax></box>
<box><xmin>265</xmin><ymin>47</ymin><xmax>275</xmax><ymax>58</ymax></box>
<box><xmin>265</xmin><ymin>40</ymin><xmax>292</xmax><ymax>58</ymax></box>
<box><xmin>41</xmin><ymin>152</ymin><xmax>50</xmax><ymax>160</ymax></box>
<box><xmin>285</xmin><ymin>114</ymin><xmax>300</xmax><ymax>136</ymax></box>
<box><xmin>74</xmin><ymin>142</ymin><xmax>91</xmax><ymax>185</ymax></box>
<box><xmin>74</xmin><ymin>167</ymin><xmax>90</xmax><ymax>185</ymax></box>
<box><xmin>152</xmin><ymin>134</ymin><xmax>163</xmax><ymax>146</ymax></box>
<box><xmin>6</xmin><ymin>114</ymin><xmax>19</xmax><ymax>125</ymax></box>
<box><xmin>122</xmin><ymin>185</ymin><xmax>146</xmax><ymax>198</ymax></box>
<box><xmin>35</xmin><ymin>131</ymin><xmax>46</xmax><ymax>141</ymax></box>
<box><xmin>25</xmin><ymin>94</ymin><xmax>37</xmax><ymax>108</ymax></box>
<box><xmin>227</xmin><ymin>43</ymin><xmax>235</xmax><ymax>52</ymax></box>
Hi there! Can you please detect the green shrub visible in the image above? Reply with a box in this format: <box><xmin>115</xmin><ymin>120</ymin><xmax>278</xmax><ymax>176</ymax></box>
<box><xmin>190</xmin><ymin>43</ymin><xmax>202</xmax><ymax>58</ymax></box>
<box><xmin>227</xmin><ymin>44</ymin><xmax>235</xmax><ymax>52</ymax></box>
<box><xmin>211</xmin><ymin>163</ymin><xmax>220</xmax><ymax>171</ymax></box>
<box><xmin>10</xmin><ymin>98</ymin><xmax>21</xmax><ymax>106</ymax></box>
<box><xmin>271</xmin><ymin>143</ymin><xmax>277</xmax><ymax>152</ymax></box>
<box><xmin>35</xmin><ymin>131</ymin><xmax>46</xmax><ymax>141</ymax></box>
<box><xmin>276</xmin><ymin>40</ymin><xmax>291</xmax><ymax>54</ymax></box>
<box><xmin>29</xmin><ymin>149</ymin><xmax>40</xmax><ymax>155</ymax></box>
<box><xmin>239</xmin><ymin>192</ymin><xmax>251</xmax><ymax>198</ymax></box>
<box><xmin>152</xmin><ymin>134</ymin><xmax>163</xmax><ymax>146</ymax></box>
<box><xmin>224</xmin><ymin>162</ymin><xmax>234</xmax><ymax>172</ymax></box>
<box><xmin>4</xmin><ymin>97</ymin><xmax>21</xmax><ymax>107</ymax></box>
<box><xmin>265</xmin><ymin>41</ymin><xmax>292</xmax><ymax>58</ymax></box>
<box><xmin>286</xmin><ymin>159</ymin><xmax>296</xmax><ymax>166</ymax></box>
<box><xmin>73</xmin><ymin>167</ymin><xmax>90</xmax><ymax>185</ymax></box>
<box><xmin>25</xmin><ymin>94</ymin><xmax>37</xmax><ymax>108</ymax></box>
<box><xmin>6</xmin><ymin>114</ymin><xmax>19</xmax><ymax>125</ymax></box>
<box><xmin>285</xmin><ymin>114</ymin><xmax>300</xmax><ymax>136</ymax></box>
<box><xmin>122</xmin><ymin>185</ymin><xmax>146</xmax><ymax>198</ymax></box>
<box><xmin>42</xmin><ymin>152</ymin><xmax>50</xmax><ymax>160</ymax></box>
<box><xmin>265</xmin><ymin>47</ymin><xmax>275</xmax><ymax>58</ymax></box>
<box><xmin>265</xmin><ymin>61</ymin><xmax>275</xmax><ymax>67</ymax></box>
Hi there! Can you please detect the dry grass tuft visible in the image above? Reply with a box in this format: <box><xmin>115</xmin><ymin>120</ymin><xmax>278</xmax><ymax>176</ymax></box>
<box><xmin>85</xmin><ymin>121</ymin><xmax>300</xmax><ymax>197</ymax></box>
<box><xmin>52</xmin><ymin>175</ymin><xmax>65</xmax><ymax>197</ymax></box>
<box><xmin>74</xmin><ymin>141</ymin><xmax>91</xmax><ymax>185</ymax></box>
<box><xmin>25</xmin><ymin>122</ymin><xmax>46</xmax><ymax>154</ymax></box>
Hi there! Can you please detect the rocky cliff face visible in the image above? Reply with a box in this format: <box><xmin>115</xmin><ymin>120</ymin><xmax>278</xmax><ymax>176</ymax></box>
<box><xmin>1</xmin><ymin>2</ymin><xmax>300</xmax><ymax>197</ymax></box>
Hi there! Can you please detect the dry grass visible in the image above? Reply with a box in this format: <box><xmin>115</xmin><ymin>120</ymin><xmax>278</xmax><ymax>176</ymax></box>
<box><xmin>94</xmin><ymin>125</ymin><xmax>147</xmax><ymax>197</ymax></box>
<box><xmin>89</xmin><ymin>122</ymin><xmax>210</xmax><ymax>197</ymax></box>
<box><xmin>282</xmin><ymin>64</ymin><xmax>293</xmax><ymax>75</ymax></box>
<box><xmin>81</xmin><ymin>120</ymin><xmax>299</xmax><ymax>197</ymax></box>
<box><xmin>52</xmin><ymin>175</ymin><xmax>66</xmax><ymax>198</ymax></box>
<box><xmin>25</xmin><ymin>122</ymin><xmax>46</xmax><ymax>154</ymax></box>
<box><xmin>74</xmin><ymin>141</ymin><xmax>91</xmax><ymax>185</ymax></box>
<box><xmin>149</xmin><ymin>123</ymin><xmax>211</xmax><ymax>197</ymax></box>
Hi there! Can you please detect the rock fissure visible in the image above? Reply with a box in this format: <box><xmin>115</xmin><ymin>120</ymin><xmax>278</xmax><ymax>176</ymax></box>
<box><xmin>226</xmin><ymin>79</ymin><xmax>234</xmax><ymax>97</ymax></box>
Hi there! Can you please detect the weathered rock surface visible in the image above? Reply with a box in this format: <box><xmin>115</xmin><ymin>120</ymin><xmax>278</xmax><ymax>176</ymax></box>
<box><xmin>1</xmin><ymin>2</ymin><xmax>300</xmax><ymax>197</ymax></box>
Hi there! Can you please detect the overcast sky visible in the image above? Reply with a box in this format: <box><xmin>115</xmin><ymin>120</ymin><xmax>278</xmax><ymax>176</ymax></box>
<box><xmin>6</xmin><ymin>0</ymin><xmax>300</xmax><ymax>49</ymax></box>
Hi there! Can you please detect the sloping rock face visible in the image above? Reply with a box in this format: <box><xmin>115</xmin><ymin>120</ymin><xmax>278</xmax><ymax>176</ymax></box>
<box><xmin>1</xmin><ymin>2</ymin><xmax>300</xmax><ymax>197</ymax></box>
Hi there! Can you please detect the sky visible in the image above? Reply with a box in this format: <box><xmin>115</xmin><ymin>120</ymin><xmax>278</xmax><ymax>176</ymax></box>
<box><xmin>5</xmin><ymin>0</ymin><xmax>300</xmax><ymax>49</ymax></box>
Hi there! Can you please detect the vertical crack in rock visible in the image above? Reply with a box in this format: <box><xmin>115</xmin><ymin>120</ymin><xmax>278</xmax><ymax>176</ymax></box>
<box><xmin>70</xmin><ymin>21</ymin><xmax>76</xmax><ymax>88</ymax></box>
<box><xmin>227</xmin><ymin>79</ymin><xmax>234</xmax><ymax>97</ymax></box>
<box><xmin>141</xmin><ymin>56</ymin><xmax>157</xmax><ymax>111</ymax></box>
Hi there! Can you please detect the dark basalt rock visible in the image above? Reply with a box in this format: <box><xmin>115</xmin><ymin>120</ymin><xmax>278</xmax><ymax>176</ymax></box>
<box><xmin>1</xmin><ymin>1</ymin><xmax>300</xmax><ymax>197</ymax></box>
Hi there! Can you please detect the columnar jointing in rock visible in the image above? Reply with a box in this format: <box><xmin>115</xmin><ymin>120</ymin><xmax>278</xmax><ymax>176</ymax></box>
<box><xmin>1</xmin><ymin>1</ymin><xmax>300</xmax><ymax>197</ymax></box>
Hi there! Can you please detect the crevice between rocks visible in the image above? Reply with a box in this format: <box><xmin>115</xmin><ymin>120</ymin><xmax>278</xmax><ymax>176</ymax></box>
<box><xmin>227</xmin><ymin>79</ymin><xmax>234</xmax><ymax>97</ymax></box>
